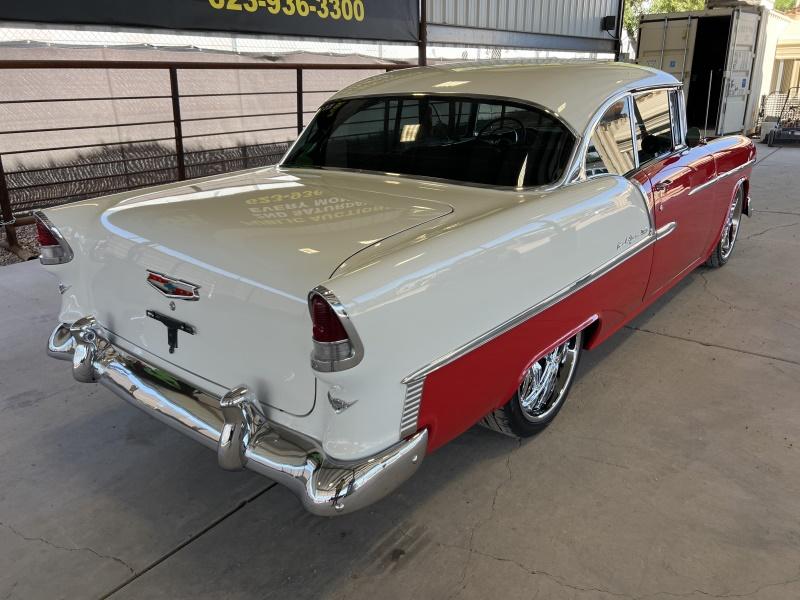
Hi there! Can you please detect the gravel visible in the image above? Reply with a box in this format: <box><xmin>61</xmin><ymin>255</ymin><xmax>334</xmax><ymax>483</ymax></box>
<box><xmin>0</xmin><ymin>225</ymin><xmax>40</xmax><ymax>266</ymax></box>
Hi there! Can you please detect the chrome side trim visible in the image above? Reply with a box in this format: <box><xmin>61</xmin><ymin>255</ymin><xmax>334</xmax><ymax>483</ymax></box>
<box><xmin>308</xmin><ymin>285</ymin><xmax>365</xmax><ymax>372</ymax></box>
<box><xmin>402</xmin><ymin>234</ymin><xmax>656</xmax><ymax>384</ymax></box>
<box><xmin>400</xmin><ymin>378</ymin><xmax>425</xmax><ymax>438</ymax></box>
<box><xmin>656</xmin><ymin>221</ymin><xmax>677</xmax><ymax>240</ymax></box>
<box><xmin>688</xmin><ymin>159</ymin><xmax>755</xmax><ymax>196</ymax></box>
<box><xmin>48</xmin><ymin>320</ymin><xmax>427</xmax><ymax>516</ymax></box>
<box><xmin>631</xmin><ymin>178</ymin><xmax>656</xmax><ymax>234</ymax></box>
<box><xmin>566</xmin><ymin>84</ymin><xmax>683</xmax><ymax>183</ymax></box>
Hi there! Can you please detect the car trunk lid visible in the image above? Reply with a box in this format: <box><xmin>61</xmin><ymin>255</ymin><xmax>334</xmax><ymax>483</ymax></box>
<box><xmin>70</xmin><ymin>167</ymin><xmax>452</xmax><ymax>415</ymax></box>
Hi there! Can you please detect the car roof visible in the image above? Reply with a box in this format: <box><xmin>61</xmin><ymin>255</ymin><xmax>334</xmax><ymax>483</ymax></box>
<box><xmin>331</xmin><ymin>60</ymin><xmax>679</xmax><ymax>136</ymax></box>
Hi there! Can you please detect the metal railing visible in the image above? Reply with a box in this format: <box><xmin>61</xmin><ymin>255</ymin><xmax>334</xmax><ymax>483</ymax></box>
<box><xmin>0</xmin><ymin>59</ymin><xmax>408</xmax><ymax>254</ymax></box>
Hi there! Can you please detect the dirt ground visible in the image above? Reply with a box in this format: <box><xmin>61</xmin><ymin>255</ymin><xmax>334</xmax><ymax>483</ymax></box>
<box><xmin>0</xmin><ymin>224</ymin><xmax>39</xmax><ymax>266</ymax></box>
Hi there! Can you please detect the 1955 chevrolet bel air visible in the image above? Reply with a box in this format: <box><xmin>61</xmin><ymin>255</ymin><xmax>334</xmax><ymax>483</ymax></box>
<box><xmin>38</xmin><ymin>61</ymin><xmax>754</xmax><ymax>515</ymax></box>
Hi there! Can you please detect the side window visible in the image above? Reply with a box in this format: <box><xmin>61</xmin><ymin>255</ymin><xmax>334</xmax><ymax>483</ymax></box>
<box><xmin>585</xmin><ymin>98</ymin><xmax>635</xmax><ymax>177</ymax></box>
<box><xmin>633</xmin><ymin>90</ymin><xmax>674</xmax><ymax>164</ymax></box>
<box><xmin>669</xmin><ymin>89</ymin><xmax>685</xmax><ymax>147</ymax></box>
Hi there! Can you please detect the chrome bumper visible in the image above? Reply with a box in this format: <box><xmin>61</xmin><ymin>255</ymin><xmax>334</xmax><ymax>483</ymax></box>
<box><xmin>48</xmin><ymin>318</ymin><xmax>427</xmax><ymax>516</ymax></box>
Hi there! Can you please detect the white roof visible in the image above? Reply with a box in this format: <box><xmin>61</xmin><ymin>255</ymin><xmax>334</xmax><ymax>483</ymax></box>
<box><xmin>332</xmin><ymin>61</ymin><xmax>679</xmax><ymax>135</ymax></box>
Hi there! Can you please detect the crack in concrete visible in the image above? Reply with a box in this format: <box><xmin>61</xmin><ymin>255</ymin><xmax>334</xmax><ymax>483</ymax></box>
<box><xmin>440</xmin><ymin>541</ymin><xmax>800</xmax><ymax>600</ymax></box>
<box><xmin>744</xmin><ymin>221</ymin><xmax>800</xmax><ymax>240</ymax></box>
<box><xmin>438</xmin><ymin>542</ymin><xmax>632</xmax><ymax>598</ymax></box>
<box><xmin>1</xmin><ymin>581</ymin><xmax>18</xmax><ymax>600</ymax></box>
<box><xmin>697</xmin><ymin>273</ymin><xmax>741</xmax><ymax>311</ymax></box>
<box><xmin>446</xmin><ymin>440</ymin><xmax>519</xmax><ymax>600</ymax></box>
<box><xmin>99</xmin><ymin>483</ymin><xmax>274</xmax><ymax>599</ymax></box>
<box><xmin>574</xmin><ymin>454</ymin><xmax>630</xmax><ymax>470</ymax></box>
<box><xmin>756</xmin><ymin>209</ymin><xmax>800</xmax><ymax>217</ymax></box>
<box><xmin>635</xmin><ymin>568</ymin><xmax>800</xmax><ymax>599</ymax></box>
<box><xmin>0</xmin><ymin>521</ymin><xmax>134</xmax><ymax>575</ymax></box>
<box><xmin>625</xmin><ymin>326</ymin><xmax>800</xmax><ymax>368</ymax></box>
<box><xmin>752</xmin><ymin>147</ymin><xmax>782</xmax><ymax>167</ymax></box>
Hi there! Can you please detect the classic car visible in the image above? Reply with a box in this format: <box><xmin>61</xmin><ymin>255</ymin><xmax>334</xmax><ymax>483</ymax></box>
<box><xmin>38</xmin><ymin>61</ymin><xmax>754</xmax><ymax>516</ymax></box>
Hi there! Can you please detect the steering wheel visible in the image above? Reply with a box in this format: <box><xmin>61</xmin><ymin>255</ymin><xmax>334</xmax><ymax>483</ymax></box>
<box><xmin>477</xmin><ymin>116</ymin><xmax>526</xmax><ymax>146</ymax></box>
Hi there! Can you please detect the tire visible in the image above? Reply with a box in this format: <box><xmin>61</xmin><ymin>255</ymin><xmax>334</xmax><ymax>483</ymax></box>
<box><xmin>706</xmin><ymin>186</ymin><xmax>744</xmax><ymax>269</ymax></box>
<box><xmin>480</xmin><ymin>331</ymin><xmax>583</xmax><ymax>438</ymax></box>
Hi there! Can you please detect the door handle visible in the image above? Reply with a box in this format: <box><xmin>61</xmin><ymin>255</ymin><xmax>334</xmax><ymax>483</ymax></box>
<box><xmin>654</xmin><ymin>179</ymin><xmax>674</xmax><ymax>212</ymax></box>
<box><xmin>653</xmin><ymin>179</ymin><xmax>673</xmax><ymax>193</ymax></box>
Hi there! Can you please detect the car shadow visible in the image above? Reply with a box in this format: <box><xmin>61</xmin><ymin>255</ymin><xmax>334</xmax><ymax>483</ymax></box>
<box><xmin>21</xmin><ymin>267</ymin><xmax>711</xmax><ymax>598</ymax></box>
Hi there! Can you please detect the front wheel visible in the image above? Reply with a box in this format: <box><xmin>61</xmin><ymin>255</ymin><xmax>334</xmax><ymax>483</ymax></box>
<box><xmin>706</xmin><ymin>186</ymin><xmax>744</xmax><ymax>268</ymax></box>
<box><xmin>480</xmin><ymin>331</ymin><xmax>583</xmax><ymax>438</ymax></box>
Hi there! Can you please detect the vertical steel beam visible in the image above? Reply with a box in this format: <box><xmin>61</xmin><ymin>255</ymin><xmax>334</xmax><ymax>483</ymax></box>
<box><xmin>169</xmin><ymin>67</ymin><xmax>187</xmax><ymax>181</ymax></box>
<box><xmin>0</xmin><ymin>154</ymin><xmax>19</xmax><ymax>249</ymax></box>
<box><xmin>419</xmin><ymin>0</ymin><xmax>427</xmax><ymax>66</ymax></box>
<box><xmin>296</xmin><ymin>68</ymin><xmax>304</xmax><ymax>135</ymax></box>
<box><xmin>615</xmin><ymin>0</ymin><xmax>625</xmax><ymax>61</ymax></box>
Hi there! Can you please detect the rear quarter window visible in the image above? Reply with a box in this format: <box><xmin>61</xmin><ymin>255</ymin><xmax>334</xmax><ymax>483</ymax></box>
<box><xmin>585</xmin><ymin>98</ymin><xmax>636</xmax><ymax>177</ymax></box>
<box><xmin>633</xmin><ymin>90</ymin><xmax>674</xmax><ymax>164</ymax></box>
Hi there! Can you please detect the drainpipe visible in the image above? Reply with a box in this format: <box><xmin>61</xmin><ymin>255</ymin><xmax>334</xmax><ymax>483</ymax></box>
<box><xmin>615</xmin><ymin>0</ymin><xmax>625</xmax><ymax>61</ymax></box>
<box><xmin>418</xmin><ymin>0</ymin><xmax>427</xmax><ymax>66</ymax></box>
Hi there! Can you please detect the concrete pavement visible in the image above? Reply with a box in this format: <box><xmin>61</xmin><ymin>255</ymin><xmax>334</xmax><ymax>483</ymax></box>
<box><xmin>1</xmin><ymin>145</ymin><xmax>799</xmax><ymax>599</ymax></box>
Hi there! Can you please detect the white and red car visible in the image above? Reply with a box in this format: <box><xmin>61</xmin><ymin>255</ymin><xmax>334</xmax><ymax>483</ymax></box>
<box><xmin>39</xmin><ymin>61</ymin><xmax>754</xmax><ymax>515</ymax></box>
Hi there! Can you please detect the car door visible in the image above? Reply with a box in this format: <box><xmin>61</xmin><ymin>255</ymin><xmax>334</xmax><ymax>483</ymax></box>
<box><xmin>634</xmin><ymin>89</ymin><xmax>716</xmax><ymax>298</ymax></box>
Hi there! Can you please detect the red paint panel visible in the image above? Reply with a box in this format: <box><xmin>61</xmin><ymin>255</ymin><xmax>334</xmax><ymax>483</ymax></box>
<box><xmin>418</xmin><ymin>246</ymin><xmax>652</xmax><ymax>452</ymax></box>
<box><xmin>416</xmin><ymin>137</ymin><xmax>755</xmax><ymax>454</ymax></box>
<box><xmin>643</xmin><ymin>145</ymin><xmax>716</xmax><ymax>297</ymax></box>
<box><xmin>703</xmin><ymin>137</ymin><xmax>755</xmax><ymax>256</ymax></box>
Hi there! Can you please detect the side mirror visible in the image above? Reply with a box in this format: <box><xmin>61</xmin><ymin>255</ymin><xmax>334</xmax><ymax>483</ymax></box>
<box><xmin>686</xmin><ymin>127</ymin><xmax>703</xmax><ymax>148</ymax></box>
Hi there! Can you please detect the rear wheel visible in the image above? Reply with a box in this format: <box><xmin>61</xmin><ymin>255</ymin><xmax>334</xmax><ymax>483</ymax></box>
<box><xmin>481</xmin><ymin>331</ymin><xmax>582</xmax><ymax>438</ymax></box>
<box><xmin>706</xmin><ymin>186</ymin><xmax>744</xmax><ymax>268</ymax></box>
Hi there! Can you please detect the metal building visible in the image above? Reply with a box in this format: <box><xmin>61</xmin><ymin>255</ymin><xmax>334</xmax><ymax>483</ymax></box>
<box><xmin>426</xmin><ymin>0</ymin><xmax>623</xmax><ymax>53</ymax></box>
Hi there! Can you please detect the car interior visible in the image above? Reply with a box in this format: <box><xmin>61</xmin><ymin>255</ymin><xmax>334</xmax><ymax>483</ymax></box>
<box><xmin>284</xmin><ymin>96</ymin><xmax>576</xmax><ymax>187</ymax></box>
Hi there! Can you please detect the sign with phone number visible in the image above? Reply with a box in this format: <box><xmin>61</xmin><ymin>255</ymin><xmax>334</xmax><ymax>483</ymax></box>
<box><xmin>0</xmin><ymin>0</ymin><xmax>418</xmax><ymax>43</ymax></box>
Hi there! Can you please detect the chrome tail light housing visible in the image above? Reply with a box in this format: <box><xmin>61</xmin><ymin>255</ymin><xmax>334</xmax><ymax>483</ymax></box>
<box><xmin>34</xmin><ymin>211</ymin><xmax>74</xmax><ymax>265</ymax></box>
<box><xmin>308</xmin><ymin>286</ymin><xmax>364</xmax><ymax>372</ymax></box>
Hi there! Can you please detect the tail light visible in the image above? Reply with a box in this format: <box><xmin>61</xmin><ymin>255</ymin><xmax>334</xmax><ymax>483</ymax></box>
<box><xmin>308</xmin><ymin>286</ymin><xmax>364</xmax><ymax>372</ymax></box>
<box><xmin>34</xmin><ymin>211</ymin><xmax>74</xmax><ymax>265</ymax></box>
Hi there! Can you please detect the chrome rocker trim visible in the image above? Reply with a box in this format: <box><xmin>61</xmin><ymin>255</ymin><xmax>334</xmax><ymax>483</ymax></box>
<box><xmin>48</xmin><ymin>318</ymin><xmax>428</xmax><ymax>516</ymax></box>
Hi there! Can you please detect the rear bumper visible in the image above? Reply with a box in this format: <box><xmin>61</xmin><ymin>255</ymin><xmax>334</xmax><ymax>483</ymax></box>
<box><xmin>48</xmin><ymin>318</ymin><xmax>427</xmax><ymax>516</ymax></box>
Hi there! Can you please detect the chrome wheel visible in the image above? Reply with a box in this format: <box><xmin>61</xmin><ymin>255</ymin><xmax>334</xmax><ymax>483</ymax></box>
<box><xmin>518</xmin><ymin>333</ymin><xmax>582</xmax><ymax>424</ymax></box>
<box><xmin>720</xmin><ymin>189</ymin><xmax>743</xmax><ymax>261</ymax></box>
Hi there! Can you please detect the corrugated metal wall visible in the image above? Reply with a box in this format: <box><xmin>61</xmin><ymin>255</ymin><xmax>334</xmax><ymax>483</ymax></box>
<box><xmin>427</xmin><ymin>0</ymin><xmax>619</xmax><ymax>41</ymax></box>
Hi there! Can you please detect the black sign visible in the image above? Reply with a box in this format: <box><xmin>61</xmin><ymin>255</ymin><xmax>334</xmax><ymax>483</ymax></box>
<box><xmin>0</xmin><ymin>0</ymin><xmax>419</xmax><ymax>43</ymax></box>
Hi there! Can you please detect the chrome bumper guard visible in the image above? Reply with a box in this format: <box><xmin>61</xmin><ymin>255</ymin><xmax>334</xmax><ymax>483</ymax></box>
<box><xmin>48</xmin><ymin>317</ymin><xmax>427</xmax><ymax>516</ymax></box>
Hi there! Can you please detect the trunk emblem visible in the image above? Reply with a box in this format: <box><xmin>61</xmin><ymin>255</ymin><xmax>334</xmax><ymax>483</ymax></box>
<box><xmin>146</xmin><ymin>271</ymin><xmax>200</xmax><ymax>301</ymax></box>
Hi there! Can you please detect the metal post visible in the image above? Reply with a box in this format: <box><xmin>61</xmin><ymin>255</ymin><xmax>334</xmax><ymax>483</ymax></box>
<box><xmin>614</xmin><ymin>0</ymin><xmax>624</xmax><ymax>61</ymax></box>
<box><xmin>418</xmin><ymin>0</ymin><xmax>427</xmax><ymax>66</ymax></box>
<box><xmin>680</xmin><ymin>16</ymin><xmax>692</xmax><ymax>85</ymax></box>
<box><xmin>169</xmin><ymin>67</ymin><xmax>186</xmax><ymax>181</ymax></box>
<box><xmin>296</xmin><ymin>68</ymin><xmax>304</xmax><ymax>135</ymax></box>
<box><xmin>704</xmin><ymin>69</ymin><xmax>714</xmax><ymax>137</ymax></box>
<box><xmin>0</xmin><ymin>154</ymin><xmax>19</xmax><ymax>249</ymax></box>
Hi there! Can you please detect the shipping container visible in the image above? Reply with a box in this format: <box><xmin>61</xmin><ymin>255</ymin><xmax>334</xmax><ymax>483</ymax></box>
<box><xmin>637</xmin><ymin>1</ymin><xmax>790</xmax><ymax>136</ymax></box>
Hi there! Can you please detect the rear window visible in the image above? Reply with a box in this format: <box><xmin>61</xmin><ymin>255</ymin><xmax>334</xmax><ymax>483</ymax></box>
<box><xmin>283</xmin><ymin>95</ymin><xmax>575</xmax><ymax>187</ymax></box>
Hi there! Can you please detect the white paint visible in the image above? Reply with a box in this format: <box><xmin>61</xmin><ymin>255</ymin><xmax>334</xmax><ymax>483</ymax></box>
<box><xmin>332</xmin><ymin>61</ymin><xmax>678</xmax><ymax>135</ymax></box>
<box><xmin>43</xmin><ymin>65</ymin><xmax>657</xmax><ymax>462</ymax></box>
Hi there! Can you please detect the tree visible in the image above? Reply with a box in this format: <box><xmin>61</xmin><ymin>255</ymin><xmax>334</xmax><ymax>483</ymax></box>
<box><xmin>774</xmin><ymin>0</ymin><xmax>797</xmax><ymax>11</ymax></box>
<box><xmin>624</xmin><ymin>0</ymin><xmax>705</xmax><ymax>44</ymax></box>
